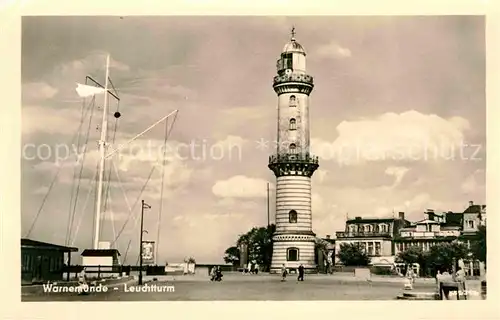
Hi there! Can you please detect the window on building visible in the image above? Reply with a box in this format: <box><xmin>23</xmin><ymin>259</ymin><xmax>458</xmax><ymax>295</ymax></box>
<box><xmin>368</xmin><ymin>242</ymin><xmax>374</xmax><ymax>255</ymax></box>
<box><xmin>381</xmin><ymin>224</ymin><xmax>388</xmax><ymax>233</ymax></box>
<box><xmin>289</xmin><ymin>118</ymin><xmax>296</xmax><ymax>130</ymax></box>
<box><xmin>375</xmin><ymin>242</ymin><xmax>381</xmax><ymax>256</ymax></box>
<box><xmin>287</xmin><ymin>248</ymin><xmax>299</xmax><ymax>261</ymax></box>
<box><xmin>283</xmin><ymin>53</ymin><xmax>293</xmax><ymax>70</ymax></box>
<box><xmin>349</xmin><ymin>225</ymin><xmax>356</xmax><ymax>234</ymax></box>
<box><xmin>473</xmin><ymin>261</ymin><xmax>480</xmax><ymax>277</ymax></box>
<box><xmin>374</xmin><ymin>225</ymin><xmax>379</xmax><ymax>233</ymax></box>
<box><xmin>289</xmin><ymin>210</ymin><xmax>298</xmax><ymax>223</ymax></box>
<box><xmin>289</xmin><ymin>143</ymin><xmax>297</xmax><ymax>153</ymax></box>
<box><xmin>468</xmin><ymin>220</ymin><xmax>474</xmax><ymax>229</ymax></box>
<box><xmin>365</xmin><ymin>225</ymin><xmax>372</xmax><ymax>233</ymax></box>
<box><xmin>360</xmin><ymin>242</ymin><xmax>366</xmax><ymax>252</ymax></box>
<box><xmin>21</xmin><ymin>254</ymin><xmax>27</xmax><ymax>272</ymax></box>
<box><xmin>289</xmin><ymin>95</ymin><xmax>297</xmax><ymax>107</ymax></box>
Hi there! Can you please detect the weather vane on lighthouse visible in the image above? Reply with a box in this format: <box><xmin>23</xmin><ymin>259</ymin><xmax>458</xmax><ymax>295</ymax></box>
<box><xmin>291</xmin><ymin>26</ymin><xmax>296</xmax><ymax>40</ymax></box>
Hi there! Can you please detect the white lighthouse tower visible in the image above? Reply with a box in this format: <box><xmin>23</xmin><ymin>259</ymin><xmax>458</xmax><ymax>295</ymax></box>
<box><xmin>268</xmin><ymin>28</ymin><xmax>319</xmax><ymax>273</ymax></box>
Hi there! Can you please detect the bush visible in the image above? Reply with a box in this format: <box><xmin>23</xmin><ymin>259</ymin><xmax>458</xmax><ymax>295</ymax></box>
<box><xmin>370</xmin><ymin>266</ymin><xmax>397</xmax><ymax>276</ymax></box>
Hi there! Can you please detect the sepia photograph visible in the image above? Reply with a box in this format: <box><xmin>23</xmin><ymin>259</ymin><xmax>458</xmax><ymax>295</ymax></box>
<box><xmin>20</xmin><ymin>15</ymin><xmax>486</xmax><ymax>301</ymax></box>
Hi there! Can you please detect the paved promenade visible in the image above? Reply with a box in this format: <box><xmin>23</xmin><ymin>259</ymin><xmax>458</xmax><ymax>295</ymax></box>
<box><xmin>22</xmin><ymin>272</ymin><xmax>444</xmax><ymax>301</ymax></box>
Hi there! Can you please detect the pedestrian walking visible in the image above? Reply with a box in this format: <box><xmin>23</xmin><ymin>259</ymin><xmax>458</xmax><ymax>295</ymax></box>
<box><xmin>297</xmin><ymin>264</ymin><xmax>305</xmax><ymax>281</ymax></box>
<box><xmin>281</xmin><ymin>264</ymin><xmax>287</xmax><ymax>282</ymax></box>
<box><xmin>209</xmin><ymin>266</ymin><xmax>216</xmax><ymax>281</ymax></box>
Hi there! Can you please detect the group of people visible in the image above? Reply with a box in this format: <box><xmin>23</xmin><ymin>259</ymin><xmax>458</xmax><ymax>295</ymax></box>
<box><xmin>209</xmin><ymin>266</ymin><xmax>223</xmax><ymax>282</ymax></box>
<box><xmin>436</xmin><ymin>266</ymin><xmax>466</xmax><ymax>300</ymax></box>
<box><xmin>281</xmin><ymin>264</ymin><xmax>305</xmax><ymax>282</ymax></box>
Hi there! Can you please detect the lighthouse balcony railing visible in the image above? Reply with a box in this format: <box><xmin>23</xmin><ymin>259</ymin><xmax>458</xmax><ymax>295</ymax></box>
<box><xmin>273</xmin><ymin>74</ymin><xmax>314</xmax><ymax>86</ymax></box>
<box><xmin>269</xmin><ymin>153</ymin><xmax>319</xmax><ymax>165</ymax></box>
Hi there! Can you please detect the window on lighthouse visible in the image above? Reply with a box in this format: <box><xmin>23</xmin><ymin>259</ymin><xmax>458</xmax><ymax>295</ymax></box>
<box><xmin>287</xmin><ymin>248</ymin><xmax>299</xmax><ymax>261</ymax></box>
<box><xmin>289</xmin><ymin>143</ymin><xmax>297</xmax><ymax>153</ymax></box>
<box><xmin>289</xmin><ymin>210</ymin><xmax>298</xmax><ymax>223</ymax></box>
<box><xmin>289</xmin><ymin>95</ymin><xmax>296</xmax><ymax>107</ymax></box>
<box><xmin>289</xmin><ymin>118</ymin><xmax>296</xmax><ymax>130</ymax></box>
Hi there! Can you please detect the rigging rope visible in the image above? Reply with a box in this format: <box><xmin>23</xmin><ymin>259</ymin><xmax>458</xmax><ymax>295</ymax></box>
<box><xmin>112</xmin><ymin>113</ymin><xmax>177</xmax><ymax>248</ymax></box>
<box><xmin>101</xmin><ymin>98</ymin><xmax>121</xmax><ymax>242</ymax></box>
<box><xmin>156</xmin><ymin>111</ymin><xmax>179</xmax><ymax>261</ymax></box>
<box><xmin>110</xmin><ymin>162</ymin><xmax>157</xmax><ymax>246</ymax></box>
<box><xmin>25</xmin><ymin>97</ymin><xmax>97</xmax><ymax>238</ymax></box>
<box><xmin>70</xmin><ymin>164</ymin><xmax>99</xmax><ymax>247</ymax></box>
<box><xmin>65</xmin><ymin>96</ymin><xmax>96</xmax><ymax>245</ymax></box>
<box><xmin>65</xmin><ymin>93</ymin><xmax>87</xmax><ymax>245</ymax></box>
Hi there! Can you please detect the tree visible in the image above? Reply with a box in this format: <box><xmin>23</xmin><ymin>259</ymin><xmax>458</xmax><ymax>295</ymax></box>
<box><xmin>396</xmin><ymin>246</ymin><xmax>429</xmax><ymax>276</ymax></box>
<box><xmin>427</xmin><ymin>241</ymin><xmax>468</xmax><ymax>272</ymax></box>
<box><xmin>338</xmin><ymin>243</ymin><xmax>370</xmax><ymax>266</ymax></box>
<box><xmin>315</xmin><ymin>237</ymin><xmax>330</xmax><ymax>272</ymax></box>
<box><xmin>470</xmin><ymin>225</ymin><xmax>486</xmax><ymax>264</ymax></box>
<box><xmin>227</xmin><ymin>224</ymin><xmax>275</xmax><ymax>271</ymax></box>
<box><xmin>223</xmin><ymin>246</ymin><xmax>241</xmax><ymax>266</ymax></box>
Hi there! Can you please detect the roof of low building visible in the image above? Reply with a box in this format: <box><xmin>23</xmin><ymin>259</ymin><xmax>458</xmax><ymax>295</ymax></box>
<box><xmin>21</xmin><ymin>238</ymin><xmax>78</xmax><ymax>252</ymax></box>
<box><xmin>81</xmin><ymin>249</ymin><xmax>121</xmax><ymax>257</ymax></box>
<box><xmin>444</xmin><ymin>213</ymin><xmax>464</xmax><ymax>227</ymax></box>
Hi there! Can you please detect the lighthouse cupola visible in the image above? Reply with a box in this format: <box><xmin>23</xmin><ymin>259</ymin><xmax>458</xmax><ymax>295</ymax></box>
<box><xmin>277</xmin><ymin>27</ymin><xmax>307</xmax><ymax>75</ymax></box>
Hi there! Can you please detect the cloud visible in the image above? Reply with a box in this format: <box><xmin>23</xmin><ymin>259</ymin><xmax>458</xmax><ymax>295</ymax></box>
<box><xmin>461</xmin><ymin>169</ymin><xmax>485</xmax><ymax>195</ymax></box>
<box><xmin>311</xmin><ymin>110</ymin><xmax>470</xmax><ymax>165</ymax></box>
<box><xmin>385</xmin><ymin>166</ymin><xmax>409</xmax><ymax>188</ymax></box>
<box><xmin>212</xmin><ymin>175</ymin><xmax>269</xmax><ymax>198</ymax></box>
<box><xmin>313</xmin><ymin>169</ymin><xmax>328</xmax><ymax>184</ymax></box>
<box><xmin>22</xmin><ymin>82</ymin><xmax>58</xmax><ymax>103</ymax></box>
<box><xmin>315</xmin><ymin>41</ymin><xmax>352</xmax><ymax>59</ymax></box>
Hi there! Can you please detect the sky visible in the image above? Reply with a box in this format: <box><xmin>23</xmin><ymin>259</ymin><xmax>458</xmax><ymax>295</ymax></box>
<box><xmin>21</xmin><ymin>16</ymin><xmax>486</xmax><ymax>264</ymax></box>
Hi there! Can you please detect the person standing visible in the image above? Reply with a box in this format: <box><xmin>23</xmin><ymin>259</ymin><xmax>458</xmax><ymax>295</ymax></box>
<box><xmin>77</xmin><ymin>267</ymin><xmax>88</xmax><ymax>295</ymax></box>
<box><xmin>455</xmin><ymin>266</ymin><xmax>466</xmax><ymax>298</ymax></box>
<box><xmin>297</xmin><ymin>264</ymin><xmax>305</xmax><ymax>281</ymax></box>
<box><xmin>281</xmin><ymin>264</ymin><xmax>287</xmax><ymax>282</ymax></box>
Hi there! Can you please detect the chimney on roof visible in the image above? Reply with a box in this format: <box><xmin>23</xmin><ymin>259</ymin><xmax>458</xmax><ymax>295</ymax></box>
<box><xmin>355</xmin><ymin>216</ymin><xmax>361</xmax><ymax>220</ymax></box>
<box><xmin>326</xmin><ymin>235</ymin><xmax>331</xmax><ymax>239</ymax></box>
<box><xmin>469</xmin><ymin>200</ymin><xmax>474</xmax><ymax>207</ymax></box>
<box><xmin>398</xmin><ymin>212</ymin><xmax>405</xmax><ymax>220</ymax></box>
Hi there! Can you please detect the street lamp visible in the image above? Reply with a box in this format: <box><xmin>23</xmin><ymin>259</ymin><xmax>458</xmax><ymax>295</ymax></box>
<box><xmin>138</xmin><ymin>200</ymin><xmax>151</xmax><ymax>285</ymax></box>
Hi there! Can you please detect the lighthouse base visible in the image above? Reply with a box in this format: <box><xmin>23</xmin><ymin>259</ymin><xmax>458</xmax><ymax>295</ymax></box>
<box><xmin>269</xmin><ymin>234</ymin><xmax>317</xmax><ymax>274</ymax></box>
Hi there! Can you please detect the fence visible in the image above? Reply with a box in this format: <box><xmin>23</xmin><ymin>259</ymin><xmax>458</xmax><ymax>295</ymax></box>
<box><xmin>63</xmin><ymin>265</ymin><xmax>167</xmax><ymax>280</ymax></box>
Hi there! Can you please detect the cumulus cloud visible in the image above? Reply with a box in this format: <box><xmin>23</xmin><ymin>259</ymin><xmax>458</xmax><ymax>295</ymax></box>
<box><xmin>315</xmin><ymin>41</ymin><xmax>352</xmax><ymax>59</ymax></box>
<box><xmin>311</xmin><ymin>110</ymin><xmax>470</xmax><ymax>165</ymax></box>
<box><xmin>212</xmin><ymin>175</ymin><xmax>269</xmax><ymax>198</ymax></box>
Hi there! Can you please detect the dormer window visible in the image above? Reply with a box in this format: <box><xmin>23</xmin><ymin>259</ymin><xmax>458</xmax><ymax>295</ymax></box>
<box><xmin>289</xmin><ymin>95</ymin><xmax>297</xmax><ymax>107</ymax></box>
<box><xmin>289</xmin><ymin>118</ymin><xmax>296</xmax><ymax>130</ymax></box>
<box><xmin>289</xmin><ymin>143</ymin><xmax>297</xmax><ymax>153</ymax></box>
<box><xmin>468</xmin><ymin>220</ymin><xmax>474</xmax><ymax>229</ymax></box>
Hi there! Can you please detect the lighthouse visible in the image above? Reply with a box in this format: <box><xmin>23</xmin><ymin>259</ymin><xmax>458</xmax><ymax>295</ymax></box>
<box><xmin>268</xmin><ymin>28</ymin><xmax>319</xmax><ymax>274</ymax></box>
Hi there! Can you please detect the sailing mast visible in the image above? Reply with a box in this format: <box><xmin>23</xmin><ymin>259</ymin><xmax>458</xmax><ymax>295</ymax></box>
<box><xmin>93</xmin><ymin>54</ymin><xmax>111</xmax><ymax>250</ymax></box>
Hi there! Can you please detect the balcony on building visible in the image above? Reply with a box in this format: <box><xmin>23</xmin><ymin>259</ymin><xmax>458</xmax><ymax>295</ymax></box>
<box><xmin>268</xmin><ymin>152</ymin><xmax>319</xmax><ymax>165</ymax></box>
<box><xmin>273</xmin><ymin>73</ymin><xmax>314</xmax><ymax>86</ymax></box>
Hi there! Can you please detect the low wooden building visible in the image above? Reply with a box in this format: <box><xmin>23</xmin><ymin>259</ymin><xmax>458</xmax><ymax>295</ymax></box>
<box><xmin>81</xmin><ymin>248</ymin><xmax>121</xmax><ymax>278</ymax></box>
<box><xmin>21</xmin><ymin>238</ymin><xmax>78</xmax><ymax>285</ymax></box>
